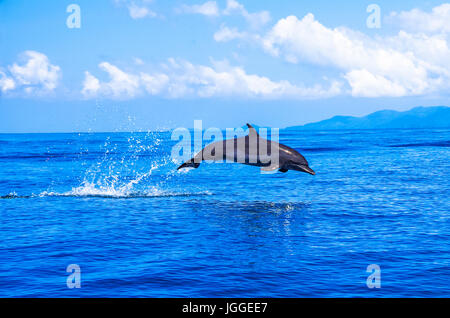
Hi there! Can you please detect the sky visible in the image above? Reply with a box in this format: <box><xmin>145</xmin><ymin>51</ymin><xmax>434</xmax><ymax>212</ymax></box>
<box><xmin>1</xmin><ymin>0</ymin><xmax>450</xmax><ymax>132</ymax></box>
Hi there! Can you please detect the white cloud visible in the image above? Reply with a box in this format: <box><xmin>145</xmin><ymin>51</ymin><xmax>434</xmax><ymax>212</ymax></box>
<box><xmin>0</xmin><ymin>71</ymin><xmax>16</xmax><ymax>93</ymax></box>
<box><xmin>260</xmin><ymin>13</ymin><xmax>448</xmax><ymax>97</ymax></box>
<box><xmin>9</xmin><ymin>51</ymin><xmax>61</xmax><ymax>91</ymax></box>
<box><xmin>208</xmin><ymin>0</ymin><xmax>270</xmax><ymax>43</ymax></box>
<box><xmin>388</xmin><ymin>4</ymin><xmax>450</xmax><ymax>34</ymax></box>
<box><xmin>214</xmin><ymin>25</ymin><xmax>247</xmax><ymax>42</ymax></box>
<box><xmin>384</xmin><ymin>31</ymin><xmax>450</xmax><ymax>75</ymax></box>
<box><xmin>82</xmin><ymin>58</ymin><xmax>340</xmax><ymax>100</ymax></box>
<box><xmin>140</xmin><ymin>72</ymin><xmax>170</xmax><ymax>95</ymax></box>
<box><xmin>81</xmin><ymin>71</ymin><xmax>101</xmax><ymax>97</ymax></box>
<box><xmin>133</xmin><ymin>57</ymin><xmax>145</xmax><ymax>65</ymax></box>
<box><xmin>99</xmin><ymin>62</ymin><xmax>140</xmax><ymax>98</ymax></box>
<box><xmin>178</xmin><ymin>0</ymin><xmax>270</xmax><ymax>29</ymax></box>
<box><xmin>82</xmin><ymin>62</ymin><xmax>140</xmax><ymax>99</ymax></box>
<box><xmin>115</xmin><ymin>0</ymin><xmax>156</xmax><ymax>19</ymax></box>
<box><xmin>167</xmin><ymin>59</ymin><xmax>341</xmax><ymax>98</ymax></box>
<box><xmin>177</xmin><ymin>1</ymin><xmax>219</xmax><ymax>17</ymax></box>
<box><xmin>203</xmin><ymin>3</ymin><xmax>450</xmax><ymax>98</ymax></box>
<box><xmin>0</xmin><ymin>51</ymin><xmax>61</xmax><ymax>96</ymax></box>
<box><xmin>223</xmin><ymin>0</ymin><xmax>270</xmax><ymax>29</ymax></box>
<box><xmin>344</xmin><ymin>69</ymin><xmax>407</xmax><ymax>97</ymax></box>
<box><xmin>128</xmin><ymin>4</ymin><xmax>156</xmax><ymax>19</ymax></box>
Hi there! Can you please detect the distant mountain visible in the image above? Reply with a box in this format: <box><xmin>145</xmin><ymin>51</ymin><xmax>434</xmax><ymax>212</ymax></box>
<box><xmin>288</xmin><ymin>106</ymin><xmax>450</xmax><ymax>130</ymax></box>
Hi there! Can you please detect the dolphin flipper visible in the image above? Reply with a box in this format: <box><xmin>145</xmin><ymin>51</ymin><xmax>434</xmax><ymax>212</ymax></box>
<box><xmin>177</xmin><ymin>158</ymin><xmax>200</xmax><ymax>170</ymax></box>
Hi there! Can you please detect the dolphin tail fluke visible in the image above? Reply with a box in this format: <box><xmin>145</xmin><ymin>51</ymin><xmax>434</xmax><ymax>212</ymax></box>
<box><xmin>177</xmin><ymin>158</ymin><xmax>200</xmax><ymax>170</ymax></box>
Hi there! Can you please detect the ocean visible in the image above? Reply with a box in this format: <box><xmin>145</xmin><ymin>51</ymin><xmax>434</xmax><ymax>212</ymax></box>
<box><xmin>0</xmin><ymin>128</ymin><xmax>449</xmax><ymax>297</ymax></box>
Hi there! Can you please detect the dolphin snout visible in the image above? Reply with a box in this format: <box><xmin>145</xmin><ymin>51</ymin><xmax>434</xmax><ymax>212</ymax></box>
<box><xmin>299</xmin><ymin>165</ymin><xmax>315</xmax><ymax>175</ymax></box>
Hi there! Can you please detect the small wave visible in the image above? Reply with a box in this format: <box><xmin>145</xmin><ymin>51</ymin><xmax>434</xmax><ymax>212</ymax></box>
<box><xmin>38</xmin><ymin>191</ymin><xmax>212</xmax><ymax>199</ymax></box>
<box><xmin>194</xmin><ymin>199</ymin><xmax>307</xmax><ymax>213</ymax></box>
<box><xmin>388</xmin><ymin>141</ymin><xmax>450</xmax><ymax>148</ymax></box>
<box><xmin>1</xmin><ymin>189</ymin><xmax>212</xmax><ymax>199</ymax></box>
<box><xmin>297</xmin><ymin>147</ymin><xmax>351</xmax><ymax>152</ymax></box>
<box><xmin>0</xmin><ymin>192</ymin><xmax>21</xmax><ymax>199</ymax></box>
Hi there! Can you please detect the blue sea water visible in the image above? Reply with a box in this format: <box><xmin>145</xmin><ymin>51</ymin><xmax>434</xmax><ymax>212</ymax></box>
<box><xmin>0</xmin><ymin>128</ymin><xmax>449</xmax><ymax>297</ymax></box>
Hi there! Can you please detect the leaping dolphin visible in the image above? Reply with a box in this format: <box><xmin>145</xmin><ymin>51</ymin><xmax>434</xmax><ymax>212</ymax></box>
<box><xmin>177</xmin><ymin>124</ymin><xmax>315</xmax><ymax>175</ymax></box>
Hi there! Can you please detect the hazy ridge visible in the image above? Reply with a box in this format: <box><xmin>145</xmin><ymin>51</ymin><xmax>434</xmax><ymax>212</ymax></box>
<box><xmin>288</xmin><ymin>106</ymin><xmax>450</xmax><ymax>130</ymax></box>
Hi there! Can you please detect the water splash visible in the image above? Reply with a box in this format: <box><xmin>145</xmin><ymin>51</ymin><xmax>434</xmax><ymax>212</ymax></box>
<box><xmin>2</xmin><ymin>132</ymin><xmax>211</xmax><ymax>199</ymax></box>
<box><xmin>72</xmin><ymin>162</ymin><xmax>161</xmax><ymax>197</ymax></box>
<box><xmin>37</xmin><ymin>161</ymin><xmax>212</xmax><ymax>198</ymax></box>
<box><xmin>0</xmin><ymin>192</ymin><xmax>18</xmax><ymax>199</ymax></box>
<box><xmin>68</xmin><ymin>132</ymin><xmax>170</xmax><ymax>197</ymax></box>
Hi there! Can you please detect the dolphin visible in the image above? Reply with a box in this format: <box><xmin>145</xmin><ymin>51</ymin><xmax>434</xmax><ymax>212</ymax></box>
<box><xmin>177</xmin><ymin>124</ymin><xmax>315</xmax><ymax>175</ymax></box>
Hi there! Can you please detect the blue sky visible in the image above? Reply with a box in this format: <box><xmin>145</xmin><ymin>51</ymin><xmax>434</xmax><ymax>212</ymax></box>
<box><xmin>1</xmin><ymin>0</ymin><xmax>449</xmax><ymax>132</ymax></box>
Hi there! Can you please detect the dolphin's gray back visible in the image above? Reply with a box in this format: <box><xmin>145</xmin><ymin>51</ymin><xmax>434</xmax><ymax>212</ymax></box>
<box><xmin>198</xmin><ymin>135</ymin><xmax>280</xmax><ymax>167</ymax></box>
<box><xmin>198</xmin><ymin>136</ymin><xmax>309</xmax><ymax>167</ymax></box>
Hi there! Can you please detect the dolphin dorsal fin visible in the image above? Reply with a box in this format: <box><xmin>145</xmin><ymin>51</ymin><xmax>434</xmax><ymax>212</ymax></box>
<box><xmin>246</xmin><ymin>123</ymin><xmax>259</xmax><ymax>138</ymax></box>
